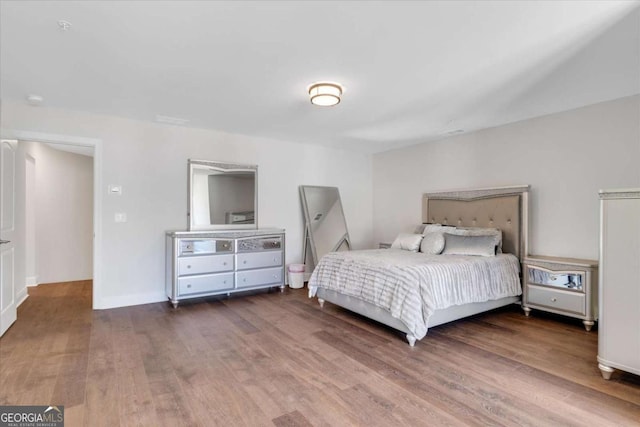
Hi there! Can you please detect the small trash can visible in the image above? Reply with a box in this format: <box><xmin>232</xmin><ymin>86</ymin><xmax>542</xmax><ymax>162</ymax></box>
<box><xmin>288</xmin><ymin>264</ymin><xmax>305</xmax><ymax>289</ymax></box>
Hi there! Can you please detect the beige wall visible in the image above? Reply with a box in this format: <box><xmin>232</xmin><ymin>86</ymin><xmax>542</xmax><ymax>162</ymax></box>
<box><xmin>21</xmin><ymin>142</ymin><xmax>94</xmax><ymax>284</ymax></box>
<box><xmin>2</xmin><ymin>100</ymin><xmax>373</xmax><ymax>308</ymax></box>
<box><xmin>373</xmin><ymin>95</ymin><xmax>640</xmax><ymax>260</ymax></box>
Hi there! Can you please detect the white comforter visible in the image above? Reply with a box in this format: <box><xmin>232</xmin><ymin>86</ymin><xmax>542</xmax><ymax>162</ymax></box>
<box><xmin>308</xmin><ymin>249</ymin><xmax>521</xmax><ymax>339</ymax></box>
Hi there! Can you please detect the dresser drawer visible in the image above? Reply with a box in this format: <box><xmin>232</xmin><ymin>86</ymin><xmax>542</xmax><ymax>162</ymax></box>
<box><xmin>178</xmin><ymin>273</ymin><xmax>234</xmax><ymax>296</ymax></box>
<box><xmin>236</xmin><ymin>251</ymin><xmax>283</xmax><ymax>271</ymax></box>
<box><xmin>237</xmin><ymin>236</ymin><xmax>282</xmax><ymax>252</ymax></box>
<box><xmin>527</xmin><ymin>285</ymin><xmax>585</xmax><ymax>315</ymax></box>
<box><xmin>178</xmin><ymin>254</ymin><xmax>234</xmax><ymax>276</ymax></box>
<box><xmin>179</xmin><ymin>239</ymin><xmax>233</xmax><ymax>255</ymax></box>
<box><xmin>236</xmin><ymin>267</ymin><xmax>283</xmax><ymax>288</ymax></box>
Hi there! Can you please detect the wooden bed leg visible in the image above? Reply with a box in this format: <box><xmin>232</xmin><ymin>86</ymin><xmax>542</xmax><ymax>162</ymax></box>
<box><xmin>406</xmin><ymin>334</ymin><xmax>416</xmax><ymax>347</ymax></box>
<box><xmin>318</xmin><ymin>298</ymin><xmax>325</xmax><ymax>308</ymax></box>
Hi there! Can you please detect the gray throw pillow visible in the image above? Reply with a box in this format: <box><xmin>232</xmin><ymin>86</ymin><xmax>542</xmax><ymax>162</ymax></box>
<box><xmin>447</xmin><ymin>227</ymin><xmax>503</xmax><ymax>253</ymax></box>
<box><xmin>391</xmin><ymin>233</ymin><xmax>423</xmax><ymax>252</ymax></box>
<box><xmin>420</xmin><ymin>232</ymin><xmax>446</xmax><ymax>254</ymax></box>
<box><xmin>442</xmin><ymin>234</ymin><xmax>497</xmax><ymax>257</ymax></box>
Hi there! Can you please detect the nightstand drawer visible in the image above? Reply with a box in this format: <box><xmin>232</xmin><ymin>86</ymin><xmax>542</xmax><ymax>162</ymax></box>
<box><xmin>527</xmin><ymin>285</ymin><xmax>585</xmax><ymax>315</ymax></box>
<box><xmin>527</xmin><ymin>268</ymin><xmax>583</xmax><ymax>290</ymax></box>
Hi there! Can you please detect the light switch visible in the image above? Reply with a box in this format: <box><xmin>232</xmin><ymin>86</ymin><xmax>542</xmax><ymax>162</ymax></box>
<box><xmin>108</xmin><ymin>185</ymin><xmax>122</xmax><ymax>195</ymax></box>
<box><xmin>115</xmin><ymin>213</ymin><xmax>127</xmax><ymax>223</ymax></box>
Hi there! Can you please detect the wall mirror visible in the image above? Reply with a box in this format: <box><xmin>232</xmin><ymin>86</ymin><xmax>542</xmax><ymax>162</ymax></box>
<box><xmin>188</xmin><ymin>160</ymin><xmax>258</xmax><ymax>230</ymax></box>
<box><xmin>300</xmin><ymin>185</ymin><xmax>351</xmax><ymax>270</ymax></box>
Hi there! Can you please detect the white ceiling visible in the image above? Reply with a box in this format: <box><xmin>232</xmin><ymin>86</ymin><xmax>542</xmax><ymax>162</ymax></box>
<box><xmin>1</xmin><ymin>1</ymin><xmax>639</xmax><ymax>153</ymax></box>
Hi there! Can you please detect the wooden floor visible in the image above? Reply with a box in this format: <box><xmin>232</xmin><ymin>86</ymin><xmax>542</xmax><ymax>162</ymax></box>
<box><xmin>1</xmin><ymin>282</ymin><xmax>639</xmax><ymax>426</ymax></box>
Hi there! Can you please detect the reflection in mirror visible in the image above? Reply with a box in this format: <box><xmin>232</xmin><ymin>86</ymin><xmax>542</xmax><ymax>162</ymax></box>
<box><xmin>300</xmin><ymin>185</ymin><xmax>351</xmax><ymax>271</ymax></box>
<box><xmin>188</xmin><ymin>160</ymin><xmax>257</xmax><ymax>230</ymax></box>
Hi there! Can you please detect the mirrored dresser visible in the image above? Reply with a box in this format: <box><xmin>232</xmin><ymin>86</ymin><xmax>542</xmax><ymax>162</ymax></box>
<box><xmin>522</xmin><ymin>255</ymin><xmax>598</xmax><ymax>331</ymax></box>
<box><xmin>166</xmin><ymin>229</ymin><xmax>285</xmax><ymax>308</ymax></box>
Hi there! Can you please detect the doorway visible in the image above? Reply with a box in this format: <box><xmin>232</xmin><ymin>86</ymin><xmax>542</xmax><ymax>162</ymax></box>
<box><xmin>22</xmin><ymin>141</ymin><xmax>95</xmax><ymax>304</ymax></box>
<box><xmin>0</xmin><ymin>131</ymin><xmax>102</xmax><ymax>337</ymax></box>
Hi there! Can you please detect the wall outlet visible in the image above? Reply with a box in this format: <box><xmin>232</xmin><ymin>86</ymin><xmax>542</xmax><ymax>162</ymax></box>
<box><xmin>114</xmin><ymin>213</ymin><xmax>127</xmax><ymax>223</ymax></box>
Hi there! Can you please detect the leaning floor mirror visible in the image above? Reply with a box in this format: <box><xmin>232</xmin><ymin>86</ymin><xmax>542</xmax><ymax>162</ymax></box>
<box><xmin>300</xmin><ymin>185</ymin><xmax>351</xmax><ymax>271</ymax></box>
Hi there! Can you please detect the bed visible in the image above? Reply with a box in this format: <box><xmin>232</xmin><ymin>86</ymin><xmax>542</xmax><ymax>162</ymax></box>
<box><xmin>308</xmin><ymin>185</ymin><xmax>530</xmax><ymax>346</ymax></box>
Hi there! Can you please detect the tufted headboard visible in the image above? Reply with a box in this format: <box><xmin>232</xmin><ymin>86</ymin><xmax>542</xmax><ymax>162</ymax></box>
<box><xmin>422</xmin><ymin>185</ymin><xmax>529</xmax><ymax>260</ymax></box>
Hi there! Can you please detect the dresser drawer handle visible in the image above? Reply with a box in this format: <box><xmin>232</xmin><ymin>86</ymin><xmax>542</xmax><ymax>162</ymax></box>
<box><xmin>243</xmin><ymin>260</ymin><xmax>247</xmax><ymax>264</ymax></box>
<box><xmin>223</xmin><ymin>262</ymin><xmax>227</xmax><ymax>266</ymax></box>
<box><xmin>187</xmin><ymin>265</ymin><xmax>191</xmax><ymax>269</ymax></box>
<box><xmin>187</xmin><ymin>284</ymin><xmax>191</xmax><ymax>288</ymax></box>
<box><xmin>550</xmin><ymin>275</ymin><xmax>557</xmax><ymax>281</ymax></box>
<box><xmin>551</xmin><ymin>297</ymin><xmax>557</xmax><ymax>302</ymax></box>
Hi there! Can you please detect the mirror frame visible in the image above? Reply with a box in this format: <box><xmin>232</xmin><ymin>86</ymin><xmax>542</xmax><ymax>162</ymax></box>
<box><xmin>299</xmin><ymin>185</ymin><xmax>351</xmax><ymax>270</ymax></box>
<box><xmin>188</xmin><ymin>159</ymin><xmax>258</xmax><ymax>230</ymax></box>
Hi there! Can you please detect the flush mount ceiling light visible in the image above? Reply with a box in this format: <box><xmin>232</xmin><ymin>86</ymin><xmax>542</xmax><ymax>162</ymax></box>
<box><xmin>308</xmin><ymin>82</ymin><xmax>343</xmax><ymax>107</ymax></box>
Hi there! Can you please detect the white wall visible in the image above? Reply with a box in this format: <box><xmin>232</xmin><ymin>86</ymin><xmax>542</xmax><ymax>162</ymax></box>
<box><xmin>373</xmin><ymin>95</ymin><xmax>640</xmax><ymax>260</ymax></box>
<box><xmin>20</xmin><ymin>142</ymin><xmax>94</xmax><ymax>284</ymax></box>
<box><xmin>2</xmin><ymin>101</ymin><xmax>373</xmax><ymax>308</ymax></box>
<box><xmin>24</xmin><ymin>154</ymin><xmax>36</xmax><ymax>286</ymax></box>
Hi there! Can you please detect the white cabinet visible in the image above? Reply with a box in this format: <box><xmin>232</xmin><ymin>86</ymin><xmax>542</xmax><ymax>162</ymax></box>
<box><xmin>166</xmin><ymin>229</ymin><xmax>285</xmax><ymax>307</ymax></box>
<box><xmin>598</xmin><ymin>189</ymin><xmax>640</xmax><ymax>379</ymax></box>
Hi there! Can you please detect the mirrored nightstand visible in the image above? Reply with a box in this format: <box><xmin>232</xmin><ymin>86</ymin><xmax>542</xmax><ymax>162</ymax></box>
<box><xmin>522</xmin><ymin>255</ymin><xmax>598</xmax><ymax>331</ymax></box>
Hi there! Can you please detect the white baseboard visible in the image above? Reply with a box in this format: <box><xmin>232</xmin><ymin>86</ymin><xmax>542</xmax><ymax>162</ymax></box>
<box><xmin>16</xmin><ymin>288</ymin><xmax>29</xmax><ymax>307</ymax></box>
<box><xmin>26</xmin><ymin>276</ymin><xmax>39</xmax><ymax>287</ymax></box>
<box><xmin>94</xmin><ymin>291</ymin><xmax>167</xmax><ymax>310</ymax></box>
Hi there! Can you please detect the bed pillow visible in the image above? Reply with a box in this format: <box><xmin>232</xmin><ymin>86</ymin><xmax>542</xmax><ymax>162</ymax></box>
<box><xmin>391</xmin><ymin>233</ymin><xmax>424</xmax><ymax>252</ymax></box>
<box><xmin>413</xmin><ymin>224</ymin><xmax>427</xmax><ymax>234</ymax></box>
<box><xmin>422</xmin><ymin>223</ymin><xmax>456</xmax><ymax>234</ymax></box>
<box><xmin>447</xmin><ymin>227</ymin><xmax>503</xmax><ymax>253</ymax></box>
<box><xmin>414</xmin><ymin>223</ymin><xmax>448</xmax><ymax>234</ymax></box>
<box><xmin>420</xmin><ymin>232</ymin><xmax>446</xmax><ymax>254</ymax></box>
<box><xmin>442</xmin><ymin>234</ymin><xmax>497</xmax><ymax>257</ymax></box>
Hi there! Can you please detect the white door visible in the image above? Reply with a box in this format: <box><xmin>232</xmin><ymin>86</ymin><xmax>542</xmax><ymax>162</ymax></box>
<box><xmin>1</xmin><ymin>139</ymin><xmax>17</xmax><ymax>336</ymax></box>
